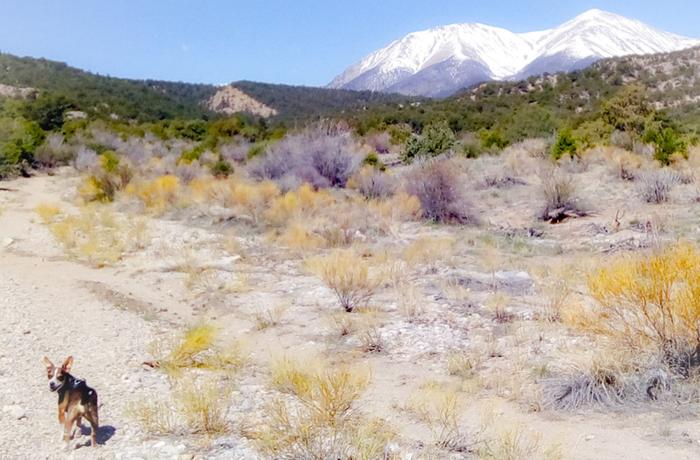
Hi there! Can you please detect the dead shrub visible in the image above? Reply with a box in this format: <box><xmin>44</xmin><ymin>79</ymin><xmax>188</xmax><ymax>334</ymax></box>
<box><xmin>637</xmin><ymin>169</ymin><xmax>679</xmax><ymax>203</ymax></box>
<box><xmin>539</xmin><ymin>168</ymin><xmax>587</xmax><ymax>222</ymax></box>
<box><xmin>405</xmin><ymin>159</ymin><xmax>478</xmax><ymax>225</ymax></box>
<box><xmin>541</xmin><ymin>358</ymin><xmax>627</xmax><ymax>410</ymax></box>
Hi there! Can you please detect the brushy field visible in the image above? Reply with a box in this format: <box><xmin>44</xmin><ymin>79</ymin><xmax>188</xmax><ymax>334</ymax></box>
<box><xmin>30</xmin><ymin>122</ymin><xmax>700</xmax><ymax>458</ymax></box>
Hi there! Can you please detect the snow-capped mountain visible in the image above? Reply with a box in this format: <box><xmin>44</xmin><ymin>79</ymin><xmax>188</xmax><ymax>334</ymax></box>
<box><xmin>329</xmin><ymin>9</ymin><xmax>700</xmax><ymax>97</ymax></box>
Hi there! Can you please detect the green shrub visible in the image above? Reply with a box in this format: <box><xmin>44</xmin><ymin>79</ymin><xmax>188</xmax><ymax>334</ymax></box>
<box><xmin>247</xmin><ymin>142</ymin><xmax>268</xmax><ymax>160</ymax></box>
<box><xmin>362</xmin><ymin>152</ymin><xmax>386</xmax><ymax>171</ymax></box>
<box><xmin>178</xmin><ymin>145</ymin><xmax>206</xmax><ymax>165</ymax></box>
<box><xmin>643</xmin><ymin>118</ymin><xmax>687</xmax><ymax>165</ymax></box>
<box><xmin>479</xmin><ymin>128</ymin><xmax>509</xmax><ymax>151</ymax></box>
<box><xmin>551</xmin><ymin>129</ymin><xmax>578</xmax><ymax>160</ymax></box>
<box><xmin>209</xmin><ymin>157</ymin><xmax>234</xmax><ymax>178</ymax></box>
<box><xmin>573</xmin><ymin>119</ymin><xmax>612</xmax><ymax>151</ymax></box>
<box><xmin>0</xmin><ymin>118</ymin><xmax>45</xmax><ymax>177</ymax></box>
<box><xmin>401</xmin><ymin>121</ymin><xmax>455</xmax><ymax>163</ymax></box>
<box><xmin>461</xmin><ymin>139</ymin><xmax>483</xmax><ymax>158</ymax></box>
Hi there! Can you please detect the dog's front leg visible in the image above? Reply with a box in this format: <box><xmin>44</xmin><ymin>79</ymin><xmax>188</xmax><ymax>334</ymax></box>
<box><xmin>63</xmin><ymin>417</ymin><xmax>73</xmax><ymax>444</ymax></box>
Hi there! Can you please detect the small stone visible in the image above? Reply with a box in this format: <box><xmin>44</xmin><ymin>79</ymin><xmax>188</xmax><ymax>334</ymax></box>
<box><xmin>1</xmin><ymin>238</ymin><xmax>13</xmax><ymax>248</ymax></box>
<box><xmin>2</xmin><ymin>405</ymin><xmax>26</xmax><ymax>420</ymax></box>
<box><xmin>585</xmin><ymin>435</ymin><xmax>595</xmax><ymax>441</ymax></box>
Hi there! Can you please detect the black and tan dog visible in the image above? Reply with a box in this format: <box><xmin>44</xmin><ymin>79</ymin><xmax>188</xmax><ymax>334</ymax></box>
<box><xmin>43</xmin><ymin>356</ymin><xmax>99</xmax><ymax>447</ymax></box>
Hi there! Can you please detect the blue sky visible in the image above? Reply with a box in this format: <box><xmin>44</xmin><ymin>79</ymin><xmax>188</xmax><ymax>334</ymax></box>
<box><xmin>0</xmin><ymin>0</ymin><xmax>697</xmax><ymax>86</ymax></box>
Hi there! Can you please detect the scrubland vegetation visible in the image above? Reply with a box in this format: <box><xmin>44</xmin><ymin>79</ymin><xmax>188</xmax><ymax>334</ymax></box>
<box><xmin>5</xmin><ymin>46</ymin><xmax>700</xmax><ymax>459</ymax></box>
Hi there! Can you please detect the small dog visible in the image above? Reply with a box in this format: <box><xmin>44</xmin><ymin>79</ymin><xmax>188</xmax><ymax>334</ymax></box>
<box><xmin>43</xmin><ymin>356</ymin><xmax>99</xmax><ymax>447</ymax></box>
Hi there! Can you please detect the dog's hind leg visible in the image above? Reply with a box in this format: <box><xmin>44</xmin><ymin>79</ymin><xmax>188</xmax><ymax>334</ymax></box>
<box><xmin>85</xmin><ymin>407</ymin><xmax>99</xmax><ymax>447</ymax></box>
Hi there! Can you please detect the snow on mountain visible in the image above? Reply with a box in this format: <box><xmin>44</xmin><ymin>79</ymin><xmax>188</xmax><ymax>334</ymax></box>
<box><xmin>329</xmin><ymin>9</ymin><xmax>700</xmax><ymax>97</ymax></box>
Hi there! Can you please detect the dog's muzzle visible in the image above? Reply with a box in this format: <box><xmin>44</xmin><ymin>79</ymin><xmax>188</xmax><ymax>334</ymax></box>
<box><xmin>49</xmin><ymin>382</ymin><xmax>63</xmax><ymax>392</ymax></box>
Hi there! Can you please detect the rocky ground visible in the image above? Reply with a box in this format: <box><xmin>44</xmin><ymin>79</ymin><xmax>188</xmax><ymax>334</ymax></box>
<box><xmin>2</xmin><ymin>163</ymin><xmax>700</xmax><ymax>459</ymax></box>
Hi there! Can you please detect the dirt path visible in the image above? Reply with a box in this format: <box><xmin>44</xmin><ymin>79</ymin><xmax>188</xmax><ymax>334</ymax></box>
<box><xmin>0</xmin><ymin>174</ymin><xmax>188</xmax><ymax>459</ymax></box>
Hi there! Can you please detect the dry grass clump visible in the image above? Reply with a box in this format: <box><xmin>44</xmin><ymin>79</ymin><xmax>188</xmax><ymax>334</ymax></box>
<box><xmin>127</xmin><ymin>377</ymin><xmax>233</xmax><ymax>436</ymax></box>
<box><xmin>637</xmin><ymin>169</ymin><xmax>679</xmax><ymax>203</ymax></box>
<box><xmin>125</xmin><ymin>174</ymin><xmax>181</xmax><ymax>214</ymax></box>
<box><xmin>46</xmin><ymin>206</ymin><xmax>147</xmax><ymax>266</ymax></box>
<box><xmin>611</xmin><ymin>149</ymin><xmax>644</xmax><ymax>181</ymax></box>
<box><xmin>126</xmin><ymin>397</ymin><xmax>178</xmax><ymax>435</ymax></box>
<box><xmin>535</xmin><ymin>264</ymin><xmax>576</xmax><ymax>322</ymax></box>
<box><xmin>369</xmin><ymin>192</ymin><xmax>422</xmax><ymax>224</ymax></box>
<box><xmin>402</xmin><ymin>235</ymin><xmax>456</xmax><ymax>268</ymax></box>
<box><xmin>249</xmin><ymin>358</ymin><xmax>392</xmax><ymax>460</ymax></box>
<box><xmin>251</xmin><ymin>304</ymin><xmax>288</xmax><ymax>330</ymax></box>
<box><xmin>175</xmin><ymin>377</ymin><xmax>232</xmax><ymax>435</ymax></box>
<box><xmin>407</xmin><ymin>387</ymin><xmax>468</xmax><ymax>451</ymax></box>
<box><xmin>306</xmin><ymin>249</ymin><xmax>381</xmax><ymax>312</ymax></box>
<box><xmin>446</xmin><ymin>352</ymin><xmax>481</xmax><ymax>380</ymax></box>
<box><xmin>405</xmin><ymin>159</ymin><xmax>478</xmax><ymax>224</ymax></box>
<box><xmin>394</xmin><ymin>280</ymin><xmax>424</xmax><ymax>319</ymax></box>
<box><xmin>35</xmin><ymin>202</ymin><xmax>62</xmax><ymax>224</ymax></box>
<box><xmin>485</xmin><ymin>293</ymin><xmax>512</xmax><ymax>323</ymax></box>
<box><xmin>586</xmin><ymin>243</ymin><xmax>700</xmax><ymax>373</ymax></box>
<box><xmin>478</xmin><ymin>423</ymin><xmax>551</xmax><ymax>460</ymax></box>
<box><xmin>539</xmin><ymin>168</ymin><xmax>587</xmax><ymax>222</ymax></box>
<box><xmin>150</xmin><ymin>323</ymin><xmax>246</xmax><ymax>376</ymax></box>
<box><xmin>541</xmin><ymin>354</ymin><xmax>629</xmax><ymax>410</ymax></box>
<box><xmin>221</xmin><ymin>179</ymin><xmax>281</xmax><ymax>223</ymax></box>
<box><xmin>265</xmin><ymin>183</ymin><xmax>333</xmax><ymax>226</ymax></box>
<box><xmin>348</xmin><ymin>166</ymin><xmax>397</xmax><ymax>199</ymax></box>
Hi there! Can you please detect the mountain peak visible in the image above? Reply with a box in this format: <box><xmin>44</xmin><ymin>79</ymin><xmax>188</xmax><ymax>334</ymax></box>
<box><xmin>573</xmin><ymin>8</ymin><xmax>618</xmax><ymax>19</ymax></box>
<box><xmin>330</xmin><ymin>11</ymin><xmax>699</xmax><ymax>97</ymax></box>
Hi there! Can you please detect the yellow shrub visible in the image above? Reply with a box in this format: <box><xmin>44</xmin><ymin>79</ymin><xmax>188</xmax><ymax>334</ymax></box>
<box><xmin>153</xmin><ymin>323</ymin><xmax>245</xmax><ymax>376</ymax></box>
<box><xmin>306</xmin><ymin>249</ymin><xmax>380</xmax><ymax>312</ymax></box>
<box><xmin>35</xmin><ymin>203</ymin><xmax>62</xmax><ymax>224</ymax></box>
<box><xmin>585</xmin><ymin>244</ymin><xmax>700</xmax><ymax>355</ymax></box>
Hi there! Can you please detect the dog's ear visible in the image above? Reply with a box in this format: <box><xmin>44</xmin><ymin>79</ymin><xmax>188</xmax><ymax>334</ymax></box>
<box><xmin>43</xmin><ymin>357</ymin><xmax>54</xmax><ymax>369</ymax></box>
<box><xmin>61</xmin><ymin>356</ymin><xmax>73</xmax><ymax>372</ymax></box>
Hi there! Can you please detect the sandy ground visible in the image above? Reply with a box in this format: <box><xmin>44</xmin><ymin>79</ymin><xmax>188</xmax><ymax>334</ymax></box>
<box><xmin>2</xmin><ymin>169</ymin><xmax>700</xmax><ymax>459</ymax></box>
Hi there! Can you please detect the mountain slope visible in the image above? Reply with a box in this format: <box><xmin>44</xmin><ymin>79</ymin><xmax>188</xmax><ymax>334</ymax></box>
<box><xmin>0</xmin><ymin>53</ymin><xmax>416</xmax><ymax>122</ymax></box>
<box><xmin>347</xmin><ymin>46</ymin><xmax>700</xmax><ymax>142</ymax></box>
<box><xmin>330</xmin><ymin>9</ymin><xmax>700</xmax><ymax>97</ymax></box>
